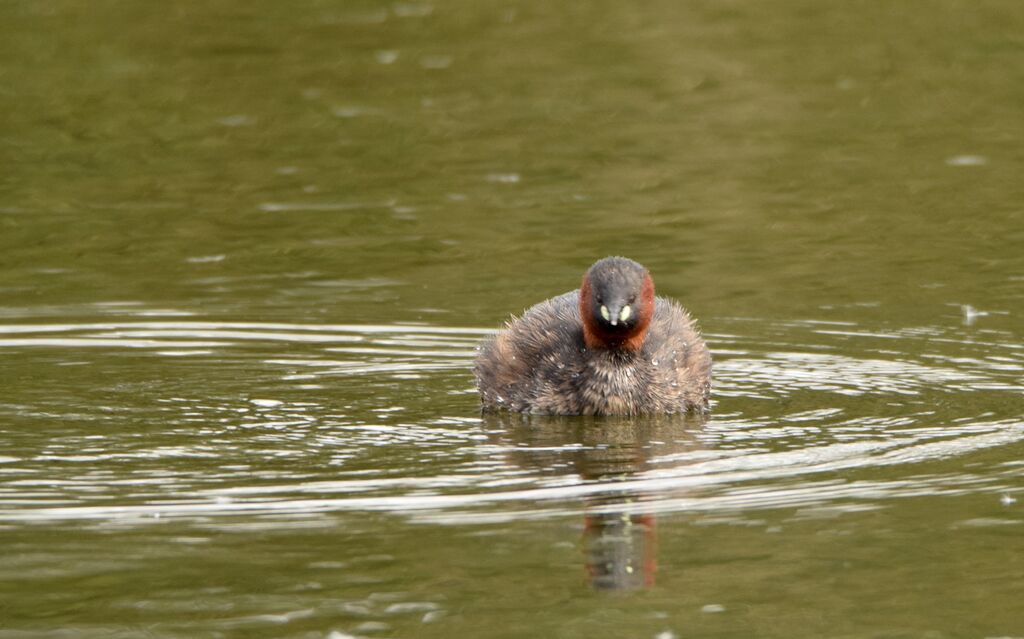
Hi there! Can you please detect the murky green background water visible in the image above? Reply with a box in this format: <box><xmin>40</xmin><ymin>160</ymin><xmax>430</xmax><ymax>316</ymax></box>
<box><xmin>2</xmin><ymin>1</ymin><xmax>1023</xmax><ymax>637</ymax></box>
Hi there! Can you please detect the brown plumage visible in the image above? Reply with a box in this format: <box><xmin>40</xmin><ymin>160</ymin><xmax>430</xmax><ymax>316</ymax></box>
<box><xmin>474</xmin><ymin>256</ymin><xmax>712</xmax><ymax>415</ymax></box>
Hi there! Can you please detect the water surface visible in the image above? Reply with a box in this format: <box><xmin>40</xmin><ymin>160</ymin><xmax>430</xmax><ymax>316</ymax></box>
<box><xmin>2</xmin><ymin>1</ymin><xmax>1024</xmax><ymax>637</ymax></box>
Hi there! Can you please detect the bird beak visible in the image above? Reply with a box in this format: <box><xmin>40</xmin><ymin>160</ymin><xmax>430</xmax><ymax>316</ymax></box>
<box><xmin>601</xmin><ymin>303</ymin><xmax>632</xmax><ymax>327</ymax></box>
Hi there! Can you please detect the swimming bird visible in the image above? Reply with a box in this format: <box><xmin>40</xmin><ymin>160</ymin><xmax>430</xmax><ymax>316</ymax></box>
<box><xmin>474</xmin><ymin>256</ymin><xmax>711</xmax><ymax>415</ymax></box>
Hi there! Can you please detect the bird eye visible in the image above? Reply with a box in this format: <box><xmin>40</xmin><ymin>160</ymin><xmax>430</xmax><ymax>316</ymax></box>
<box><xmin>628</xmin><ymin>296</ymin><xmax>636</xmax><ymax>304</ymax></box>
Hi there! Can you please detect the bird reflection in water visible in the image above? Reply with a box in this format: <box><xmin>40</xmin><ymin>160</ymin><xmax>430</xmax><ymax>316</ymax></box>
<box><xmin>482</xmin><ymin>413</ymin><xmax>706</xmax><ymax>591</ymax></box>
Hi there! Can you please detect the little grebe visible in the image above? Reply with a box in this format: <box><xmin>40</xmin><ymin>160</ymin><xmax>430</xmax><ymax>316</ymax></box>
<box><xmin>474</xmin><ymin>256</ymin><xmax>711</xmax><ymax>415</ymax></box>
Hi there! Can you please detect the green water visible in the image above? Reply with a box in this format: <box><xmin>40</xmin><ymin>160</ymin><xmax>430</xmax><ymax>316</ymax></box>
<box><xmin>2</xmin><ymin>1</ymin><xmax>1023</xmax><ymax>637</ymax></box>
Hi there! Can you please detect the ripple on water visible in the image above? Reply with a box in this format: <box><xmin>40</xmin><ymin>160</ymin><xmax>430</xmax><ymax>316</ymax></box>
<box><xmin>0</xmin><ymin>313</ymin><xmax>1021</xmax><ymax>527</ymax></box>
